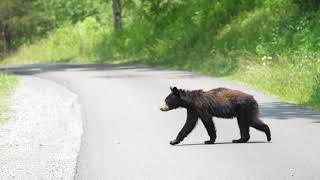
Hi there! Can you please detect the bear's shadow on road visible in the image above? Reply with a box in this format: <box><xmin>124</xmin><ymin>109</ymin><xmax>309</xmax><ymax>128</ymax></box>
<box><xmin>176</xmin><ymin>141</ymin><xmax>269</xmax><ymax>146</ymax></box>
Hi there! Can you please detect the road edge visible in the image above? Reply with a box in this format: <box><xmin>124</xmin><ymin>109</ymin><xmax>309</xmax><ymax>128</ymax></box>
<box><xmin>0</xmin><ymin>76</ymin><xmax>83</xmax><ymax>178</ymax></box>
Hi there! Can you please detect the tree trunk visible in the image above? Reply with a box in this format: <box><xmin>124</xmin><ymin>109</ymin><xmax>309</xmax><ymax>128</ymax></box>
<box><xmin>112</xmin><ymin>0</ymin><xmax>122</xmax><ymax>32</ymax></box>
<box><xmin>3</xmin><ymin>27</ymin><xmax>11</xmax><ymax>52</ymax></box>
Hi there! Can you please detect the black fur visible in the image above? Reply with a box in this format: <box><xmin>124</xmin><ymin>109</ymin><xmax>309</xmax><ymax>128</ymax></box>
<box><xmin>162</xmin><ymin>87</ymin><xmax>271</xmax><ymax>145</ymax></box>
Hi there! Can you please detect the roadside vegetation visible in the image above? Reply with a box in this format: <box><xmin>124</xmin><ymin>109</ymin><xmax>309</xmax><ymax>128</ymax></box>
<box><xmin>1</xmin><ymin>0</ymin><xmax>320</xmax><ymax>110</ymax></box>
<box><xmin>0</xmin><ymin>74</ymin><xmax>17</xmax><ymax>123</ymax></box>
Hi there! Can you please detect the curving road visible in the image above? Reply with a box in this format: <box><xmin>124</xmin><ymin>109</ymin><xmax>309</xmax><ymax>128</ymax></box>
<box><xmin>2</xmin><ymin>64</ymin><xmax>320</xmax><ymax>180</ymax></box>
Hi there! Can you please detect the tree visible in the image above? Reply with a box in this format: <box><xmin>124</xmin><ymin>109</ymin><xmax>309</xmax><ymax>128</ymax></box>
<box><xmin>112</xmin><ymin>0</ymin><xmax>122</xmax><ymax>32</ymax></box>
<box><xmin>0</xmin><ymin>0</ymin><xmax>55</xmax><ymax>56</ymax></box>
<box><xmin>0</xmin><ymin>0</ymin><xmax>29</xmax><ymax>53</ymax></box>
<box><xmin>0</xmin><ymin>0</ymin><xmax>39</xmax><ymax>54</ymax></box>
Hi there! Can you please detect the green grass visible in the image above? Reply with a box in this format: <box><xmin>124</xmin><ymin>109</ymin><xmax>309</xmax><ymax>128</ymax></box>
<box><xmin>0</xmin><ymin>73</ymin><xmax>18</xmax><ymax>123</ymax></box>
<box><xmin>229</xmin><ymin>60</ymin><xmax>320</xmax><ymax>110</ymax></box>
<box><xmin>1</xmin><ymin>0</ymin><xmax>320</xmax><ymax>111</ymax></box>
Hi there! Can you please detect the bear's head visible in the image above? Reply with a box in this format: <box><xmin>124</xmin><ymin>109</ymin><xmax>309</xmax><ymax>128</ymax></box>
<box><xmin>160</xmin><ymin>87</ymin><xmax>182</xmax><ymax>112</ymax></box>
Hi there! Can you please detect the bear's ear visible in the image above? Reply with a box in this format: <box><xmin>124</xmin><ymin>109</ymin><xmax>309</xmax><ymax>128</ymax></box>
<box><xmin>171</xmin><ymin>87</ymin><xmax>180</xmax><ymax>98</ymax></box>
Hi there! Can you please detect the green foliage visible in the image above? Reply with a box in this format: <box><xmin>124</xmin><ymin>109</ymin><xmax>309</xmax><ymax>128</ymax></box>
<box><xmin>0</xmin><ymin>0</ymin><xmax>50</xmax><ymax>54</ymax></box>
<box><xmin>2</xmin><ymin>0</ymin><xmax>320</xmax><ymax>110</ymax></box>
<box><xmin>0</xmin><ymin>73</ymin><xmax>16</xmax><ymax>96</ymax></box>
<box><xmin>0</xmin><ymin>0</ymin><xmax>108</xmax><ymax>57</ymax></box>
<box><xmin>293</xmin><ymin>0</ymin><xmax>320</xmax><ymax>11</ymax></box>
<box><xmin>0</xmin><ymin>73</ymin><xmax>17</xmax><ymax>123</ymax></box>
<box><xmin>32</xmin><ymin>0</ymin><xmax>107</xmax><ymax>24</ymax></box>
<box><xmin>3</xmin><ymin>17</ymin><xmax>107</xmax><ymax>64</ymax></box>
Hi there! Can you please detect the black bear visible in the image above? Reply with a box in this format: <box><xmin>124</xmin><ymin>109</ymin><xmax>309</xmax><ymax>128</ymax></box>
<box><xmin>160</xmin><ymin>87</ymin><xmax>271</xmax><ymax>145</ymax></box>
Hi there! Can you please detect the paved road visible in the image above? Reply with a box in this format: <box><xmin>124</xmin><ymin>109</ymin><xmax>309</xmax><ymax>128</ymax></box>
<box><xmin>3</xmin><ymin>64</ymin><xmax>320</xmax><ymax>180</ymax></box>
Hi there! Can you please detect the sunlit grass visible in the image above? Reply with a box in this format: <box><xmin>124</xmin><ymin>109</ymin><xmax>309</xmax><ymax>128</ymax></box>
<box><xmin>228</xmin><ymin>56</ymin><xmax>320</xmax><ymax>111</ymax></box>
<box><xmin>0</xmin><ymin>73</ymin><xmax>18</xmax><ymax>123</ymax></box>
<box><xmin>2</xmin><ymin>0</ymin><xmax>320</xmax><ymax>111</ymax></box>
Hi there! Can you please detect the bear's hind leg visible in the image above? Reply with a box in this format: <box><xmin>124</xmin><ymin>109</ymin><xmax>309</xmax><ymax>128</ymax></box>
<box><xmin>251</xmin><ymin>119</ymin><xmax>271</xmax><ymax>142</ymax></box>
<box><xmin>233</xmin><ymin>115</ymin><xmax>250</xmax><ymax>143</ymax></box>
<box><xmin>200</xmin><ymin>117</ymin><xmax>216</xmax><ymax>144</ymax></box>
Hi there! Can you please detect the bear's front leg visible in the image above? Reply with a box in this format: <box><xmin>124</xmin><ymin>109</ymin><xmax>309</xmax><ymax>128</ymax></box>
<box><xmin>170</xmin><ymin>140</ymin><xmax>181</xmax><ymax>145</ymax></box>
<box><xmin>170</xmin><ymin>110</ymin><xmax>198</xmax><ymax>145</ymax></box>
<box><xmin>204</xmin><ymin>139</ymin><xmax>216</xmax><ymax>144</ymax></box>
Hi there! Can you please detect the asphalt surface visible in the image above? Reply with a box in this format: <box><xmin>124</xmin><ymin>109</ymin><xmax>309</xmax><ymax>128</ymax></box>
<box><xmin>2</xmin><ymin>64</ymin><xmax>320</xmax><ymax>180</ymax></box>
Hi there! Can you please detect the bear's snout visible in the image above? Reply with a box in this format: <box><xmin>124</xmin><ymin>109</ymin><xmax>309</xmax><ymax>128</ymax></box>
<box><xmin>160</xmin><ymin>103</ymin><xmax>170</xmax><ymax>111</ymax></box>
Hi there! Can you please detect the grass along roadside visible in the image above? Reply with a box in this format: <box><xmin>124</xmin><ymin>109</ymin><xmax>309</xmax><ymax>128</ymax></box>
<box><xmin>1</xmin><ymin>0</ymin><xmax>320</xmax><ymax>111</ymax></box>
<box><xmin>2</xmin><ymin>48</ymin><xmax>320</xmax><ymax>112</ymax></box>
<box><xmin>0</xmin><ymin>73</ymin><xmax>18</xmax><ymax>123</ymax></box>
<box><xmin>227</xmin><ymin>59</ymin><xmax>320</xmax><ymax>111</ymax></box>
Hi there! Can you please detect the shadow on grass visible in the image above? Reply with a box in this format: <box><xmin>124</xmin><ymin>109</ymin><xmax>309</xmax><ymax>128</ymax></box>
<box><xmin>259</xmin><ymin>102</ymin><xmax>320</xmax><ymax>120</ymax></box>
<box><xmin>0</xmin><ymin>63</ymin><xmax>207</xmax><ymax>79</ymax></box>
<box><xmin>307</xmin><ymin>80</ymin><xmax>320</xmax><ymax>111</ymax></box>
<box><xmin>0</xmin><ymin>63</ymin><xmax>144</xmax><ymax>75</ymax></box>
